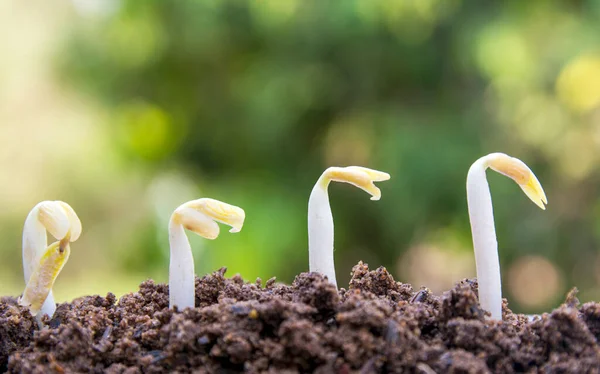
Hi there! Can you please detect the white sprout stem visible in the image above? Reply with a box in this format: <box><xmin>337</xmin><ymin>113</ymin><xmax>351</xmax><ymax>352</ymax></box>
<box><xmin>37</xmin><ymin>291</ymin><xmax>57</xmax><ymax>321</ymax></box>
<box><xmin>23</xmin><ymin>212</ymin><xmax>57</xmax><ymax>318</ymax></box>
<box><xmin>308</xmin><ymin>179</ymin><xmax>337</xmax><ymax>287</ymax></box>
<box><xmin>22</xmin><ymin>208</ymin><xmax>48</xmax><ymax>283</ymax></box>
<box><xmin>168</xmin><ymin>218</ymin><xmax>196</xmax><ymax>310</ymax></box>
<box><xmin>467</xmin><ymin>157</ymin><xmax>502</xmax><ymax>320</ymax></box>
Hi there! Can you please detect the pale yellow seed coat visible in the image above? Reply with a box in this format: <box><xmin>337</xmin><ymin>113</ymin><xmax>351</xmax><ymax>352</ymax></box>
<box><xmin>487</xmin><ymin>154</ymin><xmax>547</xmax><ymax>210</ymax></box>
<box><xmin>320</xmin><ymin>166</ymin><xmax>391</xmax><ymax>200</ymax></box>
<box><xmin>20</xmin><ymin>237</ymin><xmax>70</xmax><ymax>316</ymax></box>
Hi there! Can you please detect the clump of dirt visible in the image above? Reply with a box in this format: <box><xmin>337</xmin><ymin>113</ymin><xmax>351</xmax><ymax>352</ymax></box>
<box><xmin>2</xmin><ymin>262</ymin><xmax>600</xmax><ymax>373</ymax></box>
<box><xmin>0</xmin><ymin>297</ymin><xmax>36</xmax><ymax>372</ymax></box>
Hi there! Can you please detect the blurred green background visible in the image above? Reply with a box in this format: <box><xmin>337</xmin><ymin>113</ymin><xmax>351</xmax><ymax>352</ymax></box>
<box><xmin>1</xmin><ymin>0</ymin><xmax>600</xmax><ymax>314</ymax></box>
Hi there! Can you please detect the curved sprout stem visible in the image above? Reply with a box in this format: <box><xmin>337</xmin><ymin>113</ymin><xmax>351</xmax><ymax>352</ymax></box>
<box><xmin>467</xmin><ymin>153</ymin><xmax>546</xmax><ymax>320</ymax></box>
<box><xmin>308</xmin><ymin>166</ymin><xmax>390</xmax><ymax>288</ymax></box>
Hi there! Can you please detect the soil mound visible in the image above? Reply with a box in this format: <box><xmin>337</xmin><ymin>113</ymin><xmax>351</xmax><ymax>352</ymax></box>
<box><xmin>2</xmin><ymin>262</ymin><xmax>600</xmax><ymax>373</ymax></box>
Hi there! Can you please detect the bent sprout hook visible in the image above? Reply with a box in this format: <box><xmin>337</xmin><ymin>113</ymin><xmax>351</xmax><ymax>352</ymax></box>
<box><xmin>169</xmin><ymin>198</ymin><xmax>245</xmax><ymax>310</ymax></box>
<box><xmin>308</xmin><ymin>166</ymin><xmax>390</xmax><ymax>288</ymax></box>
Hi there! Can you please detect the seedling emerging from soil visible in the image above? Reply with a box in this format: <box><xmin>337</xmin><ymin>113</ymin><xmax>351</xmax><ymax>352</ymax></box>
<box><xmin>169</xmin><ymin>198</ymin><xmax>245</xmax><ymax>310</ymax></box>
<box><xmin>20</xmin><ymin>201</ymin><xmax>82</xmax><ymax>323</ymax></box>
<box><xmin>308</xmin><ymin>166</ymin><xmax>390</xmax><ymax>288</ymax></box>
<box><xmin>467</xmin><ymin>153</ymin><xmax>547</xmax><ymax>320</ymax></box>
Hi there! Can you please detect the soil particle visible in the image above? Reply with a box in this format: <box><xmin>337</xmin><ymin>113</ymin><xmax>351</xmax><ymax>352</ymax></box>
<box><xmin>582</xmin><ymin>302</ymin><xmax>600</xmax><ymax>342</ymax></box>
<box><xmin>347</xmin><ymin>262</ymin><xmax>413</xmax><ymax>303</ymax></box>
<box><xmin>3</xmin><ymin>262</ymin><xmax>600</xmax><ymax>373</ymax></box>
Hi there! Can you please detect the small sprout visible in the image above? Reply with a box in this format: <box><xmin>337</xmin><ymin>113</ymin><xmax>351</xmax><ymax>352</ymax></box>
<box><xmin>466</xmin><ymin>153</ymin><xmax>547</xmax><ymax>320</ymax></box>
<box><xmin>20</xmin><ymin>201</ymin><xmax>82</xmax><ymax>323</ymax></box>
<box><xmin>169</xmin><ymin>198</ymin><xmax>245</xmax><ymax>310</ymax></box>
<box><xmin>308</xmin><ymin>166</ymin><xmax>390</xmax><ymax>288</ymax></box>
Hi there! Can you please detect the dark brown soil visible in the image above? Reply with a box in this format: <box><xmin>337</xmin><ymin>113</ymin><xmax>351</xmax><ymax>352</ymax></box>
<box><xmin>2</xmin><ymin>262</ymin><xmax>600</xmax><ymax>373</ymax></box>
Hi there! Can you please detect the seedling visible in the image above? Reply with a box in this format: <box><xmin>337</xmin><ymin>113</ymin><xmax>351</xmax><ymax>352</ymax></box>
<box><xmin>20</xmin><ymin>201</ymin><xmax>82</xmax><ymax>324</ymax></box>
<box><xmin>168</xmin><ymin>198</ymin><xmax>245</xmax><ymax>310</ymax></box>
<box><xmin>466</xmin><ymin>153</ymin><xmax>547</xmax><ymax>320</ymax></box>
<box><xmin>308</xmin><ymin>166</ymin><xmax>390</xmax><ymax>288</ymax></box>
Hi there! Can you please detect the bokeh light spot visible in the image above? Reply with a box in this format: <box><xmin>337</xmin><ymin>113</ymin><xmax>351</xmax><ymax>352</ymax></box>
<box><xmin>511</xmin><ymin>93</ymin><xmax>569</xmax><ymax>148</ymax></box>
<box><xmin>324</xmin><ymin>116</ymin><xmax>373</xmax><ymax>166</ymax></box>
<box><xmin>250</xmin><ymin>0</ymin><xmax>299</xmax><ymax>27</ymax></box>
<box><xmin>556</xmin><ymin>53</ymin><xmax>600</xmax><ymax>114</ymax></box>
<box><xmin>556</xmin><ymin>128</ymin><xmax>597</xmax><ymax>181</ymax></box>
<box><xmin>106</xmin><ymin>14</ymin><xmax>164</xmax><ymax>68</ymax></box>
<box><xmin>117</xmin><ymin>102</ymin><xmax>180</xmax><ymax>161</ymax></box>
<box><xmin>507</xmin><ymin>255</ymin><xmax>562</xmax><ymax>309</ymax></box>
<box><xmin>398</xmin><ymin>229</ymin><xmax>474</xmax><ymax>293</ymax></box>
<box><xmin>475</xmin><ymin>23</ymin><xmax>532</xmax><ymax>80</ymax></box>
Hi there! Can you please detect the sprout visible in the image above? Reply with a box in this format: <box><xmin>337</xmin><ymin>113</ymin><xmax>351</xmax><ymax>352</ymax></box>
<box><xmin>20</xmin><ymin>201</ymin><xmax>82</xmax><ymax>323</ymax></box>
<box><xmin>308</xmin><ymin>166</ymin><xmax>390</xmax><ymax>288</ymax></box>
<box><xmin>466</xmin><ymin>153</ymin><xmax>547</xmax><ymax>320</ymax></box>
<box><xmin>169</xmin><ymin>198</ymin><xmax>245</xmax><ymax>310</ymax></box>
